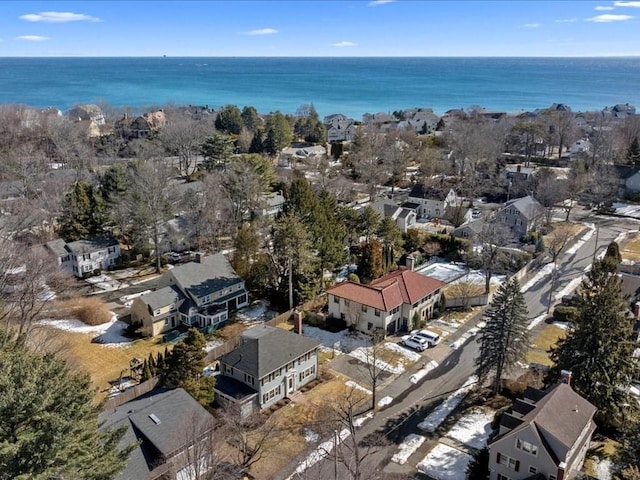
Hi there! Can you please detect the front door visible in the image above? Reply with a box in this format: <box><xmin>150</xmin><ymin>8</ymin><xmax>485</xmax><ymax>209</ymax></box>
<box><xmin>287</xmin><ymin>374</ymin><xmax>295</xmax><ymax>394</ymax></box>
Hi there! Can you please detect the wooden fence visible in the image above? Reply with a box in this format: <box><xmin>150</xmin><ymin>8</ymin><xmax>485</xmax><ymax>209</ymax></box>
<box><xmin>103</xmin><ymin>376</ymin><xmax>161</xmax><ymax>411</ymax></box>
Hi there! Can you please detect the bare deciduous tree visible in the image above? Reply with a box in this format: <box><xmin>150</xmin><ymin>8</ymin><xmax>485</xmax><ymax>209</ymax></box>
<box><xmin>161</xmin><ymin>112</ymin><xmax>212</xmax><ymax>180</ymax></box>
<box><xmin>223</xmin><ymin>405</ymin><xmax>277</xmax><ymax>473</ymax></box>
<box><xmin>477</xmin><ymin>220</ymin><xmax>513</xmax><ymax>294</ymax></box>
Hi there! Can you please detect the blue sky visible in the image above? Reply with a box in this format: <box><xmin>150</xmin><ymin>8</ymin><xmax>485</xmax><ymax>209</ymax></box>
<box><xmin>1</xmin><ymin>1</ymin><xmax>639</xmax><ymax>56</ymax></box>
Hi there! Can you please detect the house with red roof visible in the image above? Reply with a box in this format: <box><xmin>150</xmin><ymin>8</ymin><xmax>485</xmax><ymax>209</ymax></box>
<box><xmin>326</xmin><ymin>268</ymin><xmax>445</xmax><ymax>335</ymax></box>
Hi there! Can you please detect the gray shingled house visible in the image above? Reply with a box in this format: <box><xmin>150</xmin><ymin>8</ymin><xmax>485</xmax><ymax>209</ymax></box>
<box><xmin>495</xmin><ymin>195</ymin><xmax>544</xmax><ymax>238</ymax></box>
<box><xmin>131</xmin><ymin>253</ymin><xmax>248</xmax><ymax>337</ymax></box>
<box><xmin>215</xmin><ymin>325</ymin><xmax>321</xmax><ymax>415</ymax></box>
<box><xmin>99</xmin><ymin>388</ymin><xmax>217</xmax><ymax>480</ymax></box>
<box><xmin>45</xmin><ymin>234</ymin><xmax>120</xmax><ymax>278</ymax></box>
<box><xmin>488</xmin><ymin>377</ymin><xmax>596</xmax><ymax>480</ymax></box>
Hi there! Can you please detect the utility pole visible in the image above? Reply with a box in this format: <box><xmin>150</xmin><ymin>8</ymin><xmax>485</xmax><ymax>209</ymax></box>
<box><xmin>592</xmin><ymin>223</ymin><xmax>600</xmax><ymax>262</ymax></box>
<box><xmin>334</xmin><ymin>430</ymin><xmax>338</xmax><ymax>480</ymax></box>
<box><xmin>288</xmin><ymin>257</ymin><xmax>293</xmax><ymax>311</ymax></box>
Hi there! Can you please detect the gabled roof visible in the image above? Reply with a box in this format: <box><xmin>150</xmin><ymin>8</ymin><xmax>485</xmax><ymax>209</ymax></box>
<box><xmin>501</xmin><ymin>195</ymin><xmax>544</xmax><ymax>220</ymax></box>
<box><xmin>99</xmin><ymin>388</ymin><xmax>214</xmax><ymax>480</ymax></box>
<box><xmin>168</xmin><ymin>253</ymin><xmax>242</xmax><ymax>300</ymax></box>
<box><xmin>327</xmin><ymin>268</ymin><xmax>445</xmax><ymax>310</ymax></box>
<box><xmin>408</xmin><ymin>184</ymin><xmax>454</xmax><ymax>201</ymax></box>
<box><xmin>45</xmin><ymin>238</ymin><xmax>68</xmax><ymax>257</ymax></box>
<box><xmin>65</xmin><ymin>234</ymin><xmax>119</xmax><ymax>255</ymax></box>
<box><xmin>370</xmin><ymin>200</ymin><xmax>402</xmax><ymax>219</ymax></box>
<box><xmin>138</xmin><ymin>285</ymin><xmax>184</xmax><ymax>312</ymax></box>
<box><xmin>492</xmin><ymin>383</ymin><xmax>596</xmax><ymax>457</ymax></box>
<box><xmin>220</xmin><ymin>325</ymin><xmax>320</xmax><ymax>379</ymax></box>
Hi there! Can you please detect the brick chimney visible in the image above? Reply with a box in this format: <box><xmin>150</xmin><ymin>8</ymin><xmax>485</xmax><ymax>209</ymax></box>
<box><xmin>194</xmin><ymin>252</ymin><xmax>205</xmax><ymax>264</ymax></box>
<box><xmin>293</xmin><ymin>309</ymin><xmax>303</xmax><ymax>335</ymax></box>
<box><xmin>406</xmin><ymin>255</ymin><xmax>415</xmax><ymax>271</ymax></box>
<box><xmin>560</xmin><ymin>369</ymin><xmax>572</xmax><ymax>385</ymax></box>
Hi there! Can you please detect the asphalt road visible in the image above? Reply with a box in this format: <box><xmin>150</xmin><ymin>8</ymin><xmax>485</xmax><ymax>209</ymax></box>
<box><xmin>277</xmin><ymin>213</ymin><xmax>640</xmax><ymax>480</ymax></box>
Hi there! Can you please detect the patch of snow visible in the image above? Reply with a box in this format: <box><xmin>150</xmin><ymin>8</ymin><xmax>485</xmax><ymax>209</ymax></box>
<box><xmin>383</xmin><ymin>341</ymin><xmax>422</xmax><ymax>362</ymax></box>
<box><xmin>236</xmin><ymin>301</ymin><xmax>275</xmax><ymax>323</ymax></box>
<box><xmin>378</xmin><ymin>396</ymin><xmax>393</xmax><ymax>408</ymax></box>
<box><xmin>119</xmin><ymin>290</ymin><xmax>152</xmax><ymax>303</ymax></box>
<box><xmin>345</xmin><ymin>380</ymin><xmax>373</xmax><ymax>396</ymax></box>
<box><xmin>445</xmin><ymin>407</ymin><xmax>495</xmax><ymax>449</ymax></box>
<box><xmin>85</xmin><ymin>274</ymin><xmax>128</xmax><ymax>292</ymax></box>
<box><xmin>594</xmin><ymin>458</ymin><xmax>613</xmax><ymax>480</ymax></box>
<box><xmin>335</xmin><ymin>263</ymin><xmax>358</xmax><ymax>283</ymax></box>
<box><xmin>555</xmin><ymin>277</ymin><xmax>582</xmax><ymax>301</ymax></box>
<box><xmin>353</xmin><ymin>411</ymin><xmax>374</xmax><ymax>428</ymax></box>
<box><xmin>349</xmin><ymin>346</ymin><xmax>405</xmax><ymax>374</ymax></box>
<box><xmin>527</xmin><ymin>313</ymin><xmax>548</xmax><ymax>331</ymax></box>
<box><xmin>107</xmin><ymin>378</ymin><xmax>137</xmax><ymax>398</ymax></box>
<box><xmin>564</xmin><ymin>223</ymin><xmax>595</xmax><ymax>255</ymax></box>
<box><xmin>417</xmin><ymin>376</ymin><xmax>477</xmax><ymax>433</ymax></box>
<box><xmin>521</xmin><ymin>263</ymin><xmax>555</xmax><ymax>292</ymax></box>
<box><xmin>416</xmin><ymin>443</ymin><xmax>473</xmax><ymax>480</ymax></box>
<box><xmin>303</xmin><ymin>428</ymin><xmax>320</xmax><ymax>443</ymax></box>
<box><xmin>39</xmin><ymin>313</ymin><xmax>133</xmax><ymax>347</ymax></box>
<box><xmin>410</xmin><ymin>360</ymin><xmax>439</xmax><ymax>384</ymax></box>
<box><xmin>302</xmin><ymin>325</ymin><xmax>371</xmax><ymax>352</ymax></box>
<box><xmin>290</xmin><ymin>428</ymin><xmax>351</xmax><ymax>478</ymax></box>
<box><xmin>391</xmin><ymin>433</ymin><xmax>426</xmax><ymax>465</ymax></box>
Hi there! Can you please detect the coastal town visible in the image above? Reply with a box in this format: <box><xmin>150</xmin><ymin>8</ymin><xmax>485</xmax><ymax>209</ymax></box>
<box><xmin>1</xmin><ymin>97</ymin><xmax>640</xmax><ymax>480</ymax></box>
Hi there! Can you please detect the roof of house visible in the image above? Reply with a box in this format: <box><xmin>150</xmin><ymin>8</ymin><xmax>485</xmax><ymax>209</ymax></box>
<box><xmin>614</xmin><ymin>164</ymin><xmax>640</xmax><ymax>180</ymax></box>
<box><xmin>65</xmin><ymin>234</ymin><xmax>119</xmax><ymax>255</ymax></box>
<box><xmin>501</xmin><ymin>195</ymin><xmax>544</xmax><ymax>220</ymax></box>
<box><xmin>168</xmin><ymin>253</ymin><xmax>242</xmax><ymax>300</ymax></box>
<box><xmin>327</xmin><ymin>268</ymin><xmax>445</xmax><ymax>311</ymax></box>
<box><xmin>45</xmin><ymin>238</ymin><xmax>68</xmax><ymax>257</ymax></box>
<box><xmin>401</xmin><ymin>202</ymin><xmax>421</xmax><ymax>210</ymax></box>
<box><xmin>220</xmin><ymin>325</ymin><xmax>321</xmax><ymax>379</ymax></box>
<box><xmin>454</xmin><ymin>219</ymin><xmax>485</xmax><ymax>235</ymax></box>
<box><xmin>408</xmin><ymin>184</ymin><xmax>453</xmax><ymax>201</ymax></box>
<box><xmin>138</xmin><ymin>285</ymin><xmax>184</xmax><ymax>312</ymax></box>
<box><xmin>370</xmin><ymin>200</ymin><xmax>401</xmax><ymax>219</ymax></box>
<box><xmin>99</xmin><ymin>388</ymin><xmax>214</xmax><ymax>480</ymax></box>
<box><xmin>493</xmin><ymin>383</ymin><xmax>596</xmax><ymax>457</ymax></box>
<box><xmin>398</xmin><ymin>208</ymin><xmax>415</xmax><ymax>219</ymax></box>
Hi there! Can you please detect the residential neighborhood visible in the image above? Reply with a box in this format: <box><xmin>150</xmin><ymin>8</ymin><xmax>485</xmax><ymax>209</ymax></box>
<box><xmin>1</xmin><ymin>96</ymin><xmax>640</xmax><ymax>480</ymax></box>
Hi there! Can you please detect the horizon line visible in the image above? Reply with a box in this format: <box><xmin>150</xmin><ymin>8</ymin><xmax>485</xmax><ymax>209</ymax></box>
<box><xmin>1</xmin><ymin>55</ymin><xmax>640</xmax><ymax>59</ymax></box>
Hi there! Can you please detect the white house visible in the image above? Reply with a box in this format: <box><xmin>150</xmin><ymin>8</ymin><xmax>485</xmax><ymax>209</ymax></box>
<box><xmin>327</xmin><ymin>268</ymin><xmax>445</xmax><ymax>334</ymax></box>
<box><xmin>370</xmin><ymin>200</ymin><xmax>417</xmax><ymax>232</ymax></box>
<box><xmin>45</xmin><ymin>235</ymin><xmax>120</xmax><ymax>278</ymax></box>
<box><xmin>407</xmin><ymin>184</ymin><xmax>459</xmax><ymax>219</ymax></box>
<box><xmin>568</xmin><ymin>138</ymin><xmax>592</xmax><ymax>158</ymax></box>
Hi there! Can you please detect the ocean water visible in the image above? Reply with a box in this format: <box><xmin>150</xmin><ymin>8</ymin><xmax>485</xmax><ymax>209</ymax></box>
<box><xmin>0</xmin><ymin>57</ymin><xmax>639</xmax><ymax>118</ymax></box>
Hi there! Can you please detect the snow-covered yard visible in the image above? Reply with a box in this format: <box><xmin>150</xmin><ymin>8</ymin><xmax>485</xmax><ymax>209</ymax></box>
<box><xmin>345</xmin><ymin>380</ymin><xmax>372</xmax><ymax>396</ymax></box>
<box><xmin>391</xmin><ymin>433</ymin><xmax>426</xmax><ymax>465</ymax></box>
<box><xmin>235</xmin><ymin>301</ymin><xmax>276</xmax><ymax>323</ymax></box>
<box><xmin>204</xmin><ymin>340</ymin><xmax>223</xmax><ymax>352</ymax></box>
<box><xmin>594</xmin><ymin>458</ymin><xmax>613</xmax><ymax>480</ymax></box>
<box><xmin>85</xmin><ymin>274</ymin><xmax>128</xmax><ymax>292</ymax></box>
<box><xmin>418</xmin><ymin>376</ymin><xmax>477</xmax><ymax>433</ymax></box>
<box><xmin>416</xmin><ymin>443</ymin><xmax>473</xmax><ymax>480</ymax></box>
<box><xmin>302</xmin><ymin>325</ymin><xmax>372</xmax><ymax>353</ymax></box>
<box><xmin>38</xmin><ymin>313</ymin><xmax>133</xmax><ymax>347</ymax></box>
<box><xmin>348</xmin><ymin>342</ymin><xmax>421</xmax><ymax>374</ymax></box>
<box><xmin>445</xmin><ymin>407</ymin><xmax>495</xmax><ymax>449</ymax></box>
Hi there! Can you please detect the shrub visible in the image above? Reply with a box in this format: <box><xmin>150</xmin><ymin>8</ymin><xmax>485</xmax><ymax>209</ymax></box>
<box><xmin>553</xmin><ymin>305</ymin><xmax>578</xmax><ymax>323</ymax></box>
<box><xmin>49</xmin><ymin>297</ymin><xmax>113</xmax><ymax>326</ymax></box>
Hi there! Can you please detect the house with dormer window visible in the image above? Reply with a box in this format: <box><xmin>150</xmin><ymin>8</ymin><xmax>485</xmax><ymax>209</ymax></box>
<box><xmin>488</xmin><ymin>376</ymin><xmax>596</xmax><ymax>480</ymax></box>
<box><xmin>131</xmin><ymin>253</ymin><xmax>248</xmax><ymax>337</ymax></box>
<box><xmin>45</xmin><ymin>235</ymin><xmax>120</xmax><ymax>278</ymax></box>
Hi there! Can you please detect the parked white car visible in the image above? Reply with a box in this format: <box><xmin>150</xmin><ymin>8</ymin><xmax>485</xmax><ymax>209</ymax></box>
<box><xmin>401</xmin><ymin>334</ymin><xmax>429</xmax><ymax>352</ymax></box>
<box><xmin>411</xmin><ymin>329</ymin><xmax>441</xmax><ymax>347</ymax></box>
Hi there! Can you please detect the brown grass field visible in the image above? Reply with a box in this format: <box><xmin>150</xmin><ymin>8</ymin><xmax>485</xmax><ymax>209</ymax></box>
<box><xmin>31</xmin><ymin>325</ymin><xmax>168</xmax><ymax>402</ymax></box>
<box><xmin>526</xmin><ymin>324</ymin><xmax>566</xmax><ymax>367</ymax></box>
<box><xmin>621</xmin><ymin>234</ymin><xmax>640</xmax><ymax>262</ymax></box>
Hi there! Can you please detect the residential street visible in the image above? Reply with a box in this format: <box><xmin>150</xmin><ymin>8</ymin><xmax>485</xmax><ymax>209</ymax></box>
<box><xmin>278</xmin><ymin>213</ymin><xmax>639</xmax><ymax>480</ymax></box>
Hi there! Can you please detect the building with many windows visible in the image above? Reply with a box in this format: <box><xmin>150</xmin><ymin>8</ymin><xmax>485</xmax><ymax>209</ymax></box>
<box><xmin>488</xmin><ymin>375</ymin><xmax>596</xmax><ymax>480</ymax></box>
<box><xmin>45</xmin><ymin>234</ymin><xmax>120</xmax><ymax>278</ymax></box>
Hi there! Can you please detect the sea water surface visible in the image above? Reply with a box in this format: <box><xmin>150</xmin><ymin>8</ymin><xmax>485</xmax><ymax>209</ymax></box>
<box><xmin>0</xmin><ymin>57</ymin><xmax>639</xmax><ymax>118</ymax></box>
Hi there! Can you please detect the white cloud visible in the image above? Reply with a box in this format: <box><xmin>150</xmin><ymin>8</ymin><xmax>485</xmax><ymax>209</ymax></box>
<box><xmin>19</xmin><ymin>11</ymin><xmax>100</xmax><ymax>23</ymax></box>
<box><xmin>368</xmin><ymin>0</ymin><xmax>396</xmax><ymax>6</ymax></box>
<box><xmin>523</xmin><ymin>23</ymin><xmax>541</xmax><ymax>28</ymax></box>
<box><xmin>555</xmin><ymin>18</ymin><xmax>578</xmax><ymax>23</ymax></box>
<box><xmin>243</xmin><ymin>28</ymin><xmax>278</xmax><ymax>36</ymax></box>
<box><xmin>586</xmin><ymin>13</ymin><xmax>634</xmax><ymax>21</ymax></box>
<box><xmin>15</xmin><ymin>35</ymin><xmax>49</xmax><ymax>41</ymax></box>
<box><xmin>332</xmin><ymin>41</ymin><xmax>357</xmax><ymax>47</ymax></box>
<box><xmin>614</xmin><ymin>1</ymin><xmax>640</xmax><ymax>6</ymax></box>
<box><xmin>595</xmin><ymin>5</ymin><xmax>615</xmax><ymax>9</ymax></box>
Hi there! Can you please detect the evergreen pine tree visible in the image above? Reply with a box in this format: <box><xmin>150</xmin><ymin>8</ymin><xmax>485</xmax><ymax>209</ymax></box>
<box><xmin>141</xmin><ymin>359</ymin><xmax>153</xmax><ymax>382</ymax></box>
<box><xmin>0</xmin><ymin>331</ymin><xmax>131</xmax><ymax>479</ymax></box>
<box><xmin>156</xmin><ymin>351</ymin><xmax>165</xmax><ymax>372</ymax></box>
<box><xmin>164</xmin><ymin>329</ymin><xmax>214</xmax><ymax>406</ymax></box>
<box><xmin>549</xmin><ymin>259</ymin><xmax>638</xmax><ymax>429</ymax></box>
<box><xmin>148</xmin><ymin>352</ymin><xmax>156</xmax><ymax>375</ymax></box>
<box><xmin>476</xmin><ymin>277</ymin><xmax>529</xmax><ymax>395</ymax></box>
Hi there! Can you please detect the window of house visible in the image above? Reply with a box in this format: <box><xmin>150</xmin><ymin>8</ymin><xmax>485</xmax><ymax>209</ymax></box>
<box><xmin>244</xmin><ymin>373</ymin><xmax>254</xmax><ymax>385</ymax></box>
<box><xmin>361</xmin><ymin>305</ymin><xmax>367</xmax><ymax>313</ymax></box>
<box><xmin>367</xmin><ymin>322</ymin><xmax>373</xmax><ymax>330</ymax></box>
<box><xmin>374</xmin><ymin>309</ymin><xmax>380</xmax><ymax>317</ymax></box>
<box><xmin>529</xmin><ymin>466</ymin><xmax>537</xmax><ymax>474</ymax></box>
<box><xmin>164</xmin><ymin>318</ymin><xmax>169</xmax><ymax>325</ymax></box>
<box><xmin>497</xmin><ymin>453</ymin><xmax>520</xmax><ymax>471</ymax></box>
<box><xmin>333</xmin><ymin>296</ymin><xmax>339</xmax><ymax>304</ymax></box>
<box><xmin>516</xmin><ymin>439</ymin><xmax>538</xmax><ymax>455</ymax></box>
<box><xmin>549</xmin><ymin>476</ymin><xmax>556</xmax><ymax>480</ymax></box>
<box><xmin>497</xmin><ymin>474</ymin><xmax>511</xmax><ymax>480</ymax></box>
<box><xmin>345</xmin><ymin>299</ymin><xmax>350</xmax><ymax>306</ymax></box>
